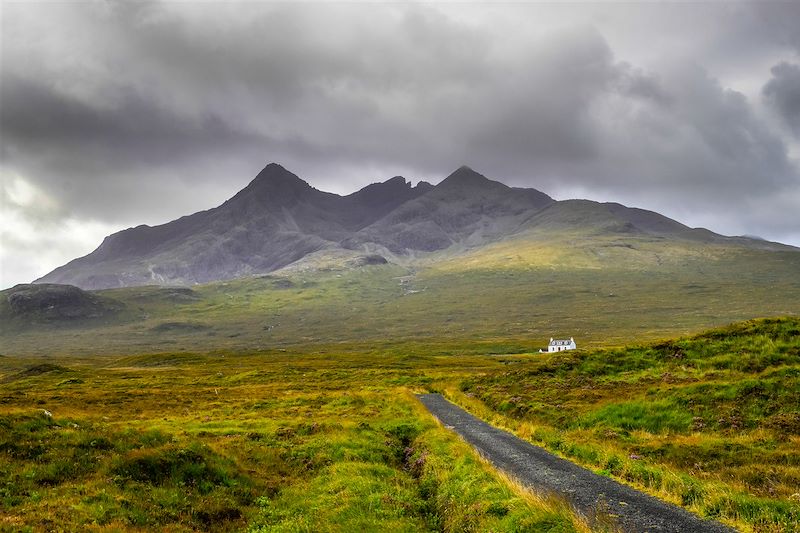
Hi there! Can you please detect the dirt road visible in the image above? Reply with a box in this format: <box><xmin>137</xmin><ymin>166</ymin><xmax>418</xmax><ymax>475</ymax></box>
<box><xmin>418</xmin><ymin>393</ymin><xmax>734</xmax><ymax>533</ymax></box>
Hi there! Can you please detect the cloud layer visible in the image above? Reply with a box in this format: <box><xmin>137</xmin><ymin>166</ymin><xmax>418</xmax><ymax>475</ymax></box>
<box><xmin>2</xmin><ymin>1</ymin><xmax>800</xmax><ymax>287</ymax></box>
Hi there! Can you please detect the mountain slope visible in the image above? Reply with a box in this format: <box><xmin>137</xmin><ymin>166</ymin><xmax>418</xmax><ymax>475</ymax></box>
<box><xmin>38</xmin><ymin>164</ymin><xmax>431</xmax><ymax>289</ymax></box>
<box><xmin>36</xmin><ymin>163</ymin><xmax>794</xmax><ymax>290</ymax></box>
<box><xmin>343</xmin><ymin>166</ymin><xmax>554</xmax><ymax>253</ymax></box>
<box><xmin>517</xmin><ymin>200</ymin><xmax>793</xmax><ymax>251</ymax></box>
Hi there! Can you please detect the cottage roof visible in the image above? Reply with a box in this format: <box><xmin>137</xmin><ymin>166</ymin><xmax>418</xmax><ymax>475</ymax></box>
<box><xmin>549</xmin><ymin>337</ymin><xmax>575</xmax><ymax>346</ymax></box>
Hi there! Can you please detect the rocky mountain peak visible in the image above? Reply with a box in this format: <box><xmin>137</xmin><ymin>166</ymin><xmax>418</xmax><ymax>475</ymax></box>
<box><xmin>437</xmin><ymin>165</ymin><xmax>501</xmax><ymax>189</ymax></box>
<box><xmin>249</xmin><ymin>163</ymin><xmax>311</xmax><ymax>189</ymax></box>
<box><xmin>35</xmin><ymin>163</ymin><xmax>788</xmax><ymax>291</ymax></box>
<box><xmin>228</xmin><ymin>162</ymin><xmax>316</xmax><ymax>208</ymax></box>
<box><xmin>347</xmin><ymin>176</ymin><xmax>409</xmax><ymax>202</ymax></box>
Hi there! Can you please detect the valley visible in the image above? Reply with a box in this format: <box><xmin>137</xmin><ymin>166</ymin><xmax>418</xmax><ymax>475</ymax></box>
<box><xmin>2</xmin><ymin>165</ymin><xmax>799</xmax><ymax>532</ymax></box>
<box><xmin>3</xmin><ymin>234</ymin><xmax>799</xmax><ymax>357</ymax></box>
<box><xmin>1</xmin><ymin>316</ymin><xmax>799</xmax><ymax>532</ymax></box>
<box><xmin>7</xmin><ymin>2</ymin><xmax>800</xmax><ymax>531</ymax></box>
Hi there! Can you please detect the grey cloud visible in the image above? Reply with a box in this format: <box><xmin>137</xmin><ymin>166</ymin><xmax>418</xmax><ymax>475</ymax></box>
<box><xmin>614</xmin><ymin>65</ymin><xmax>672</xmax><ymax>106</ymax></box>
<box><xmin>1</xmin><ymin>1</ymin><xmax>800</xmax><ymax>288</ymax></box>
<box><xmin>763</xmin><ymin>62</ymin><xmax>800</xmax><ymax>136</ymax></box>
<box><xmin>751</xmin><ymin>3</ymin><xmax>800</xmax><ymax>53</ymax></box>
<box><xmin>1</xmin><ymin>75</ymin><xmax>263</xmax><ymax>165</ymax></box>
<box><xmin>1</xmin><ymin>75</ymin><xmax>271</xmax><ymax>222</ymax></box>
<box><xmin>569</xmin><ymin>61</ymin><xmax>797</xmax><ymax>223</ymax></box>
<box><xmin>1</xmin><ymin>2</ymin><xmax>498</xmax><ymax>210</ymax></box>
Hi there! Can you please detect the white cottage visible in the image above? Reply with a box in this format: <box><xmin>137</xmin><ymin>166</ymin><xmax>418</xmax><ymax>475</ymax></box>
<box><xmin>548</xmin><ymin>337</ymin><xmax>576</xmax><ymax>353</ymax></box>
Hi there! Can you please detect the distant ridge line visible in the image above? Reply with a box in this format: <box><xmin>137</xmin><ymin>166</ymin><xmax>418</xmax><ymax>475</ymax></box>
<box><xmin>35</xmin><ymin>164</ymin><xmax>796</xmax><ymax>290</ymax></box>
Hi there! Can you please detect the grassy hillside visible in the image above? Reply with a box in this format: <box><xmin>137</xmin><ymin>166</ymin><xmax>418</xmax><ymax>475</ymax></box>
<box><xmin>3</xmin><ymin>317</ymin><xmax>797</xmax><ymax>531</ymax></box>
<box><xmin>2</xmin><ymin>235</ymin><xmax>798</xmax><ymax>357</ymax></box>
<box><xmin>2</xmin><ymin>230</ymin><xmax>798</xmax><ymax>530</ymax></box>
<box><xmin>0</xmin><ymin>351</ymin><xmax>590</xmax><ymax>533</ymax></box>
<box><xmin>453</xmin><ymin>317</ymin><xmax>800</xmax><ymax>532</ymax></box>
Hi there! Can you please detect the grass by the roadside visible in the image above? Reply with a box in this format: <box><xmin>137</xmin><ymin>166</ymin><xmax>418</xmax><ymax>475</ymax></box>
<box><xmin>1</xmin><ymin>236</ymin><xmax>798</xmax><ymax>532</ymax></box>
<box><xmin>0</xmin><ymin>351</ymin><xmax>586</xmax><ymax>532</ymax></box>
<box><xmin>456</xmin><ymin>316</ymin><xmax>800</xmax><ymax>532</ymax></box>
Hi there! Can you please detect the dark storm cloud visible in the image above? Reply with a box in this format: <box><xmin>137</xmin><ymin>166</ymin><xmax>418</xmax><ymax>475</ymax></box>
<box><xmin>0</xmin><ymin>73</ymin><xmax>311</xmax><ymax>222</ymax></box>
<box><xmin>1</xmin><ymin>74</ymin><xmax>264</xmax><ymax>167</ymax></box>
<box><xmin>1</xmin><ymin>2</ymin><xmax>499</xmax><ymax>220</ymax></box>
<box><xmin>2</xmin><ymin>1</ymin><xmax>800</xmax><ymax>287</ymax></box>
<box><xmin>763</xmin><ymin>63</ymin><xmax>800</xmax><ymax>136</ymax></box>
<box><xmin>752</xmin><ymin>2</ymin><xmax>800</xmax><ymax>52</ymax></box>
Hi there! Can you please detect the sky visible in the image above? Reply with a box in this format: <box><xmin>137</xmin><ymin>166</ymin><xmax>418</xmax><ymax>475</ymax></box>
<box><xmin>2</xmin><ymin>1</ymin><xmax>800</xmax><ymax>289</ymax></box>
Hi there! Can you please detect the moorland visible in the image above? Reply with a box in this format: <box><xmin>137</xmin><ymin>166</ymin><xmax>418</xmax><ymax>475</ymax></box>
<box><xmin>2</xmin><ymin>313</ymin><xmax>799</xmax><ymax>532</ymax></box>
<box><xmin>2</xmin><ymin>165</ymin><xmax>799</xmax><ymax>532</ymax></box>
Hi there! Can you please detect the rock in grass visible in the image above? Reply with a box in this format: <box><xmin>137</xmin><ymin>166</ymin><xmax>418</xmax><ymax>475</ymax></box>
<box><xmin>2</xmin><ymin>283</ymin><xmax>122</xmax><ymax>324</ymax></box>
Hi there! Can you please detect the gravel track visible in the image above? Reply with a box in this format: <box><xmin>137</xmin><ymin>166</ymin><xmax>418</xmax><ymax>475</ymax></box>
<box><xmin>418</xmin><ymin>393</ymin><xmax>735</xmax><ymax>533</ymax></box>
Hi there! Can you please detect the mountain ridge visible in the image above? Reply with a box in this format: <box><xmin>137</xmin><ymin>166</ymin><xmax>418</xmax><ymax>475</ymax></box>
<box><xmin>36</xmin><ymin>164</ymin><xmax>795</xmax><ymax>290</ymax></box>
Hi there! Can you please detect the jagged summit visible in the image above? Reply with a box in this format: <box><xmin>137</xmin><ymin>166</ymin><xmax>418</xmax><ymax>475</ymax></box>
<box><xmin>228</xmin><ymin>163</ymin><xmax>317</xmax><ymax>208</ymax></box>
<box><xmin>35</xmin><ymin>163</ymin><xmax>794</xmax><ymax>290</ymax></box>
<box><xmin>250</xmin><ymin>163</ymin><xmax>305</xmax><ymax>186</ymax></box>
<box><xmin>347</xmin><ymin>175</ymin><xmax>429</xmax><ymax>204</ymax></box>
<box><xmin>450</xmin><ymin>165</ymin><xmax>483</xmax><ymax>178</ymax></box>
<box><xmin>437</xmin><ymin>165</ymin><xmax>500</xmax><ymax>189</ymax></box>
<box><xmin>348</xmin><ymin>176</ymin><xmax>410</xmax><ymax>197</ymax></box>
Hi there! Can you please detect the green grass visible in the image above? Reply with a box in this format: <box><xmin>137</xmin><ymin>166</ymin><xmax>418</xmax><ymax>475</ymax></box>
<box><xmin>1</xmin><ymin>234</ymin><xmax>798</xmax><ymax>531</ymax></box>
<box><xmin>457</xmin><ymin>317</ymin><xmax>800</xmax><ymax>532</ymax></box>
<box><xmin>0</xmin><ymin>351</ymin><xmax>587</xmax><ymax>532</ymax></box>
<box><xmin>3</xmin><ymin>237</ymin><xmax>799</xmax><ymax>357</ymax></box>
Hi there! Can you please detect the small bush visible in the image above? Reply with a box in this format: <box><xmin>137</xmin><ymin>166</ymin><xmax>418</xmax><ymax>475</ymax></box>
<box><xmin>112</xmin><ymin>445</ymin><xmax>238</xmax><ymax>494</ymax></box>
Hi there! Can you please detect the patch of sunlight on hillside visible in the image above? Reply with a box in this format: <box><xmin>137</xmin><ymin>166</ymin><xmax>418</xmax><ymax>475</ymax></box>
<box><xmin>430</xmin><ymin>232</ymin><xmax>722</xmax><ymax>273</ymax></box>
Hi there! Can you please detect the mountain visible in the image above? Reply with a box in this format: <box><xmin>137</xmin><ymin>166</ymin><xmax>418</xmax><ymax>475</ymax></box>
<box><xmin>36</xmin><ymin>163</ymin><xmax>793</xmax><ymax>290</ymax></box>
<box><xmin>343</xmin><ymin>166</ymin><xmax>554</xmax><ymax>252</ymax></box>
<box><xmin>37</xmin><ymin>164</ymin><xmax>432</xmax><ymax>289</ymax></box>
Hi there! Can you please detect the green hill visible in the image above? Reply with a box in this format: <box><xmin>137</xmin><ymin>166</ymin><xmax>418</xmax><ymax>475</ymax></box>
<box><xmin>3</xmin><ymin>231</ymin><xmax>799</xmax><ymax>357</ymax></box>
<box><xmin>454</xmin><ymin>317</ymin><xmax>800</xmax><ymax>531</ymax></box>
<box><xmin>34</xmin><ymin>164</ymin><xmax>792</xmax><ymax>291</ymax></box>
